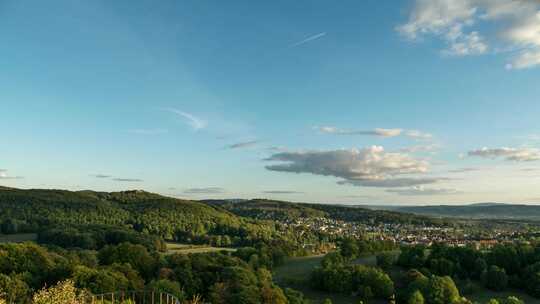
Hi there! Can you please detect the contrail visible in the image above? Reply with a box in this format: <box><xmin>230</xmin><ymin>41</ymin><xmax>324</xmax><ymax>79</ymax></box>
<box><xmin>289</xmin><ymin>32</ymin><xmax>326</xmax><ymax>48</ymax></box>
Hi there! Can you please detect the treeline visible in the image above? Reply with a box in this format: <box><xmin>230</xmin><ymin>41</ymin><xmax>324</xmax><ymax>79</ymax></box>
<box><xmin>310</xmin><ymin>252</ymin><xmax>394</xmax><ymax>301</ymax></box>
<box><xmin>397</xmin><ymin>242</ymin><xmax>540</xmax><ymax>298</ymax></box>
<box><xmin>0</xmin><ymin>242</ymin><xmax>309</xmax><ymax>304</ymax></box>
<box><xmin>37</xmin><ymin>224</ymin><xmax>167</xmax><ymax>251</ymax></box>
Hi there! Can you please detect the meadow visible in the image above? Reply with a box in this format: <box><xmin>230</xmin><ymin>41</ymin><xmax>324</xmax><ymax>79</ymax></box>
<box><xmin>165</xmin><ymin>242</ymin><xmax>237</xmax><ymax>255</ymax></box>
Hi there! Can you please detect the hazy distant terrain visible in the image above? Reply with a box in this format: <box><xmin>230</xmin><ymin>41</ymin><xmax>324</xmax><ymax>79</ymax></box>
<box><xmin>363</xmin><ymin>203</ymin><xmax>540</xmax><ymax>221</ymax></box>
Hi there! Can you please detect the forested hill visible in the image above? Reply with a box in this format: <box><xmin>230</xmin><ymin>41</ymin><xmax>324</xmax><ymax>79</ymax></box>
<box><xmin>366</xmin><ymin>203</ymin><xmax>540</xmax><ymax>220</ymax></box>
<box><xmin>0</xmin><ymin>187</ymin><xmax>277</xmax><ymax>246</ymax></box>
<box><xmin>203</xmin><ymin>199</ymin><xmax>451</xmax><ymax>226</ymax></box>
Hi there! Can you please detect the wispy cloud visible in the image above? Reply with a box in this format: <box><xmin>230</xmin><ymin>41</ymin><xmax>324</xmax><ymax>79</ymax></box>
<box><xmin>90</xmin><ymin>174</ymin><xmax>112</xmax><ymax>178</ymax></box>
<box><xmin>468</xmin><ymin>147</ymin><xmax>540</xmax><ymax>162</ymax></box>
<box><xmin>163</xmin><ymin>108</ymin><xmax>207</xmax><ymax>130</ymax></box>
<box><xmin>315</xmin><ymin>126</ymin><xmax>403</xmax><ymax>137</ymax></box>
<box><xmin>448</xmin><ymin>167</ymin><xmax>481</xmax><ymax>173</ymax></box>
<box><xmin>128</xmin><ymin>128</ymin><xmax>168</xmax><ymax>135</ymax></box>
<box><xmin>0</xmin><ymin>169</ymin><xmax>23</xmax><ymax>180</ymax></box>
<box><xmin>387</xmin><ymin>186</ymin><xmax>461</xmax><ymax>196</ymax></box>
<box><xmin>112</xmin><ymin>178</ymin><xmax>144</xmax><ymax>182</ymax></box>
<box><xmin>184</xmin><ymin>187</ymin><xmax>225</xmax><ymax>194</ymax></box>
<box><xmin>262</xmin><ymin>190</ymin><xmax>304</xmax><ymax>194</ymax></box>
<box><xmin>226</xmin><ymin>140</ymin><xmax>260</xmax><ymax>149</ymax></box>
<box><xmin>289</xmin><ymin>32</ymin><xmax>326</xmax><ymax>48</ymax></box>
<box><xmin>315</xmin><ymin>126</ymin><xmax>433</xmax><ymax>140</ymax></box>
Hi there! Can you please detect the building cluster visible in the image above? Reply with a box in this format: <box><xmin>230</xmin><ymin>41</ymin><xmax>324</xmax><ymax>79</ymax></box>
<box><xmin>280</xmin><ymin>216</ymin><xmax>535</xmax><ymax>249</ymax></box>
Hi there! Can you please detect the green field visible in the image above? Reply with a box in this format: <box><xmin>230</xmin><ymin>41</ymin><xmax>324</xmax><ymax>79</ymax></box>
<box><xmin>0</xmin><ymin>233</ymin><xmax>37</xmax><ymax>243</ymax></box>
<box><xmin>165</xmin><ymin>242</ymin><xmax>236</xmax><ymax>255</ymax></box>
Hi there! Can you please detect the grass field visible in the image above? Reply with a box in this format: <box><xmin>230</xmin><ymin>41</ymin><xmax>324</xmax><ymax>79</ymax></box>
<box><xmin>0</xmin><ymin>233</ymin><xmax>37</xmax><ymax>243</ymax></box>
<box><xmin>165</xmin><ymin>242</ymin><xmax>236</xmax><ymax>255</ymax></box>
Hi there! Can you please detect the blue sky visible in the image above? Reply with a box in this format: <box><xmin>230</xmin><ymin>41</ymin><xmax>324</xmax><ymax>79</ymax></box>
<box><xmin>2</xmin><ymin>0</ymin><xmax>540</xmax><ymax>204</ymax></box>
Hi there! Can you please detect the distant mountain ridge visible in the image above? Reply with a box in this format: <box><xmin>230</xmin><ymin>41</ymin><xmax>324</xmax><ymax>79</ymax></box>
<box><xmin>363</xmin><ymin>202</ymin><xmax>540</xmax><ymax>220</ymax></box>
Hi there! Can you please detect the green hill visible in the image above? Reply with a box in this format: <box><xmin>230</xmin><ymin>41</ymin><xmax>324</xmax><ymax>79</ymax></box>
<box><xmin>0</xmin><ymin>188</ymin><xmax>269</xmax><ymax>246</ymax></box>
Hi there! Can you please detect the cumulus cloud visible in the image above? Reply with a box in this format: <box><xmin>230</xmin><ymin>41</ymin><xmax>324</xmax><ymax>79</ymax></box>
<box><xmin>226</xmin><ymin>140</ymin><xmax>260</xmax><ymax>149</ymax></box>
<box><xmin>163</xmin><ymin>108</ymin><xmax>207</xmax><ymax>130</ymax></box>
<box><xmin>112</xmin><ymin>178</ymin><xmax>144</xmax><ymax>182</ymax></box>
<box><xmin>448</xmin><ymin>167</ymin><xmax>480</xmax><ymax>173</ymax></box>
<box><xmin>265</xmin><ymin>146</ymin><xmax>445</xmax><ymax>188</ymax></box>
<box><xmin>387</xmin><ymin>186</ymin><xmax>461</xmax><ymax>196</ymax></box>
<box><xmin>468</xmin><ymin>147</ymin><xmax>540</xmax><ymax>161</ymax></box>
<box><xmin>398</xmin><ymin>0</ymin><xmax>540</xmax><ymax>69</ymax></box>
<box><xmin>0</xmin><ymin>169</ymin><xmax>23</xmax><ymax>180</ymax></box>
<box><xmin>184</xmin><ymin>187</ymin><xmax>225</xmax><ymax>194</ymax></box>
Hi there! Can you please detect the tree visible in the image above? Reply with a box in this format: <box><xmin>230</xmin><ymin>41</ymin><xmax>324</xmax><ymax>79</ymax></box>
<box><xmin>0</xmin><ymin>274</ymin><xmax>30</xmax><ymax>303</ymax></box>
<box><xmin>32</xmin><ymin>280</ymin><xmax>85</xmax><ymax>304</ymax></box>
<box><xmin>502</xmin><ymin>296</ymin><xmax>524</xmax><ymax>304</ymax></box>
<box><xmin>425</xmin><ymin>276</ymin><xmax>460</xmax><ymax>304</ymax></box>
<box><xmin>408</xmin><ymin>290</ymin><xmax>425</xmax><ymax>304</ymax></box>
<box><xmin>482</xmin><ymin>265</ymin><xmax>508</xmax><ymax>291</ymax></box>
<box><xmin>340</xmin><ymin>238</ymin><xmax>359</xmax><ymax>260</ymax></box>
<box><xmin>377</xmin><ymin>252</ymin><xmax>396</xmax><ymax>270</ymax></box>
<box><xmin>284</xmin><ymin>288</ymin><xmax>308</xmax><ymax>304</ymax></box>
<box><xmin>323</xmin><ymin>299</ymin><xmax>333</xmax><ymax>304</ymax></box>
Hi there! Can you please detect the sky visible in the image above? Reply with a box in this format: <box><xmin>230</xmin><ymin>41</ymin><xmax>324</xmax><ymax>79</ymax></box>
<box><xmin>2</xmin><ymin>0</ymin><xmax>540</xmax><ymax>205</ymax></box>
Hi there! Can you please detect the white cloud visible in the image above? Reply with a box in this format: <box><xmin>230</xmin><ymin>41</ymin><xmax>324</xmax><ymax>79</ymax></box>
<box><xmin>398</xmin><ymin>0</ymin><xmax>540</xmax><ymax>69</ymax></box>
<box><xmin>387</xmin><ymin>186</ymin><xmax>461</xmax><ymax>196</ymax></box>
<box><xmin>468</xmin><ymin>147</ymin><xmax>540</xmax><ymax>161</ymax></box>
<box><xmin>265</xmin><ymin>146</ymin><xmax>444</xmax><ymax>188</ymax></box>
<box><xmin>163</xmin><ymin>108</ymin><xmax>207</xmax><ymax>130</ymax></box>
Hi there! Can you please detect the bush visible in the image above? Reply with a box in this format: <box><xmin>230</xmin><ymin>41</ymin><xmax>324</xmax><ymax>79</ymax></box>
<box><xmin>482</xmin><ymin>265</ymin><xmax>508</xmax><ymax>291</ymax></box>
